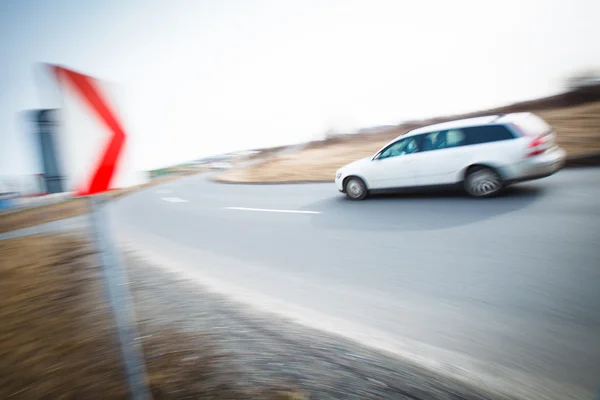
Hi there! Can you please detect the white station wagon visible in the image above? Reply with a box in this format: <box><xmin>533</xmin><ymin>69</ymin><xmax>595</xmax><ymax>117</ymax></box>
<box><xmin>335</xmin><ymin>113</ymin><xmax>566</xmax><ymax>200</ymax></box>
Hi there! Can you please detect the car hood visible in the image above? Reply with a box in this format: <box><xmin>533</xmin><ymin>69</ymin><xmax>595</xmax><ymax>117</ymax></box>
<box><xmin>341</xmin><ymin>156</ymin><xmax>372</xmax><ymax>171</ymax></box>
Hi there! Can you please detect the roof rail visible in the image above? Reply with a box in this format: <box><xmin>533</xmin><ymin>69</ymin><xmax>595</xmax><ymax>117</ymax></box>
<box><xmin>489</xmin><ymin>114</ymin><xmax>506</xmax><ymax>123</ymax></box>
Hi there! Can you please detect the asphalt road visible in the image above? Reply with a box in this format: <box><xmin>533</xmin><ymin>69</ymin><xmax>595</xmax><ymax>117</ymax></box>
<box><xmin>111</xmin><ymin>168</ymin><xmax>600</xmax><ymax>398</ymax></box>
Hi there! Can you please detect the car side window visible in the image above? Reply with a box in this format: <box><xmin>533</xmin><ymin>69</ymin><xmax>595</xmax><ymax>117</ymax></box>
<box><xmin>421</xmin><ymin>129</ymin><xmax>466</xmax><ymax>152</ymax></box>
<box><xmin>464</xmin><ymin>125</ymin><xmax>516</xmax><ymax>145</ymax></box>
<box><xmin>378</xmin><ymin>137</ymin><xmax>420</xmax><ymax>160</ymax></box>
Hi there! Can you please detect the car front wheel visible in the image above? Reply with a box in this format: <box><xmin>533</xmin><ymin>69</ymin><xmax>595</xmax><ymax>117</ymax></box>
<box><xmin>344</xmin><ymin>177</ymin><xmax>368</xmax><ymax>200</ymax></box>
<box><xmin>465</xmin><ymin>167</ymin><xmax>503</xmax><ymax>198</ymax></box>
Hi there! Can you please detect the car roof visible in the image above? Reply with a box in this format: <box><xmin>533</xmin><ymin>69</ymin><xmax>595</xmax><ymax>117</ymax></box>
<box><xmin>400</xmin><ymin>112</ymin><xmax>533</xmax><ymax>139</ymax></box>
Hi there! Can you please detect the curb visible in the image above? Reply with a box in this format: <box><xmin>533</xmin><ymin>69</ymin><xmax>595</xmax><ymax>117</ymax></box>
<box><xmin>564</xmin><ymin>152</ymin><xmax>600</xmax><ymax>168</ymax></box>
<box><xmin>211</xmin><ymin>178</ymin><xmax>332</xmax><ymax>185</ymax></box>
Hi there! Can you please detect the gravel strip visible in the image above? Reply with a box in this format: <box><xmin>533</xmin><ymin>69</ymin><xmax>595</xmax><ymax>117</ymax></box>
<box><xmin>124</xmin><ymin>251</ymin><xmax>514</xmax><ymax>400</ymax></box>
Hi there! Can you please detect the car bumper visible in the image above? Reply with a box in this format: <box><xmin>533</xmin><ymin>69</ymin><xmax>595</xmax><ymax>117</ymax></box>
<box><xmin>505</xmin><ymin>147</ymin><xmax>566</xmax><ymax>182</ymax></box>
<box><xmin>335</xmin><ymin>176</ymin><xmax>345</xmax><ymax>192</ymax></box>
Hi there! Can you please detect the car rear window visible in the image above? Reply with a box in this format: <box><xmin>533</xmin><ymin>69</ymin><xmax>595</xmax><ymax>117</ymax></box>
<box><xmin>464</xmin><ymin>125</ymin><xmax>516</xmax><ymax>145</ymax></box>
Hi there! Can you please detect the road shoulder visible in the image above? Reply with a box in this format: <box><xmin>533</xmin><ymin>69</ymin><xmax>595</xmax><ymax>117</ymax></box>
<box><xmin>125</xmin><ymin>250</ymin><xmax>519</xmax><ymax>400</ymax></box>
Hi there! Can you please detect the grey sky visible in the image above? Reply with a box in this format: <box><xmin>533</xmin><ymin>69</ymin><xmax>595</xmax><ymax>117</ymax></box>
<box><xmin>1</xmin><ymin>0</ymin><xmax>599</xmax><ymax>176</ymax></box>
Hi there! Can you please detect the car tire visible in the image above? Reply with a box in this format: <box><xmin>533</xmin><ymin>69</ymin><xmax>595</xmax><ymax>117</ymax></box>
<box><xmin>344</xmin><ymin>177</ymin><xmax>368</xmax><ymax>200</ymax></box>
<box><xmin>465</xmin><ymin>166</ymin><xmax>503</xmax><ymax>198</ymax></box>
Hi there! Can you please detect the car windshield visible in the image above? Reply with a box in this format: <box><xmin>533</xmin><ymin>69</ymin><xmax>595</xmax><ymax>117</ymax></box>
<box><xmin>379</xmin><ymin>138</ymin><xmax>418</xmax><ymax>159</ymax></box>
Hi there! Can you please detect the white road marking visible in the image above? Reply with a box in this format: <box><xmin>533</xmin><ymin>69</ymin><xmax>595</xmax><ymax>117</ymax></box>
<box><xmin>224</xmin><ymin>206</ymin><xmax>320</xmax><ymax>214</ymax></box>
<box><xmin>161</xmin><ymin>197</ymin><xmax>188</xmax><ymax>203</ymax></box>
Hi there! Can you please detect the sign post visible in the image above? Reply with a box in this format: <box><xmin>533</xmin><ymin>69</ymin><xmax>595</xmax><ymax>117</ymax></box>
<box><xmin>49</xmin><ymin>65</ymin><xmax>151</xmax><ymax>399</ymax></box>
<box><xmin>89</xmin><ymin>194</ymin><xmax>150</xmax><ymax>400</ymax></box>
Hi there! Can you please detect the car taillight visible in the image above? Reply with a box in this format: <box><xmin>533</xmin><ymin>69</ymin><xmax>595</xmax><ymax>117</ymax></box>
<box><xmin>526</xmin><ymin>134</ymin><xmax>547</xmax><ymax>157</ymax></box>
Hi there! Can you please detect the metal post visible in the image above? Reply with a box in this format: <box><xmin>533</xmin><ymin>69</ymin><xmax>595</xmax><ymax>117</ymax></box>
<box><xmin>34</xmin><ymin>109</ymin><xmax>64</xmax><ymax>194</ymax></box>
<box><xmin>89</xmin><ymin>194</ymin><xmax>151</xmax><ymax>399</ymax></box>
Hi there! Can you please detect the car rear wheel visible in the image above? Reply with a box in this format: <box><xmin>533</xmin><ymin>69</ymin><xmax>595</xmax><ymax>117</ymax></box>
<box><xmin>344</xmin><ymin>177</ymin><xmax>368</xmax><ymax>200</ymax></box>
<box><xmin>465</xmin><ymin>167</ymin><xmax>503</xmax><ymax>198</ymax></box>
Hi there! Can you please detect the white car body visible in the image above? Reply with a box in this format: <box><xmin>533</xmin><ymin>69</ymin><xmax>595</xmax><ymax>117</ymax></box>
<box><xmin>335</xmin><ymin>113</ymin><xmax>566</xmax><ymax>199</ymax></box>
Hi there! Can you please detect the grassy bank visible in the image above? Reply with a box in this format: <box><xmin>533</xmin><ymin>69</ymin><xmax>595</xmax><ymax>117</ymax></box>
<box><xmin>0</xmin><ymin>234</ymin><xmax>305</xmax><ymax>399</ymax></box>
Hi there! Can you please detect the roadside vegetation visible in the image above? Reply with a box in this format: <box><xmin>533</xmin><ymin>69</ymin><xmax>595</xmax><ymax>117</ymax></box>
<box><xmin>0</xmin><ymin>234</ymin><xmax>306</xmax><ymax>399</ymax></box>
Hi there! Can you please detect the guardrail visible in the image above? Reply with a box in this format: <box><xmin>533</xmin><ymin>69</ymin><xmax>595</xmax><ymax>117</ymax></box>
<box><xmin>0</xmin><ymin>192</ymin><xmax>19</xmax><ymax>211</ymax></box>
<box><xmin>0</xmin><ymin>192</ymin><xmax>73</xmax><ymax>215</ymax></box>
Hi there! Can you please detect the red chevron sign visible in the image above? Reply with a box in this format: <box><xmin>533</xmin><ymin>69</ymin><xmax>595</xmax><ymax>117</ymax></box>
<box><xmin>52</xmin><ymin>66</ymin><xmax>129</xmax><ymax>196</ymax></box>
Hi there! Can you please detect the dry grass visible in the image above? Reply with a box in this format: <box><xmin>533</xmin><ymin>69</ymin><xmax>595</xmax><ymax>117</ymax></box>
<box><xmin>217</xmin><ymin>136</ymin><xmax>391</xmax><ymax>183</ymax></box>
<box><xmin>0</xmin><ymin>234</ymin><xmax>308</xmax><ymax>399</ymax></box>
<box><xmin>0</xmin><ymin>170</ymin><xmax>203</xmax><ymax>234</ymax></box>
<box><xmin>538</xmin><ymin>101</ymin><xmax>600</xmax><ymax>155</ymax></box>
<box><xmin>0</xmin><ymin>235</ymin><xmax>127</xmax><ymax>399</ymax></box>
<box><xmin>216</xmin><ymin>100</ymin><xmax>600</xmax><ymax>183</ymax></box>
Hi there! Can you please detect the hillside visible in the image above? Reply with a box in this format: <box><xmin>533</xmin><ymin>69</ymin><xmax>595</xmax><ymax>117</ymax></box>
<box><xmin>217</xmin><ymin>86</ymin><xmax>600</xmax><ymax>183</ymax></box>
